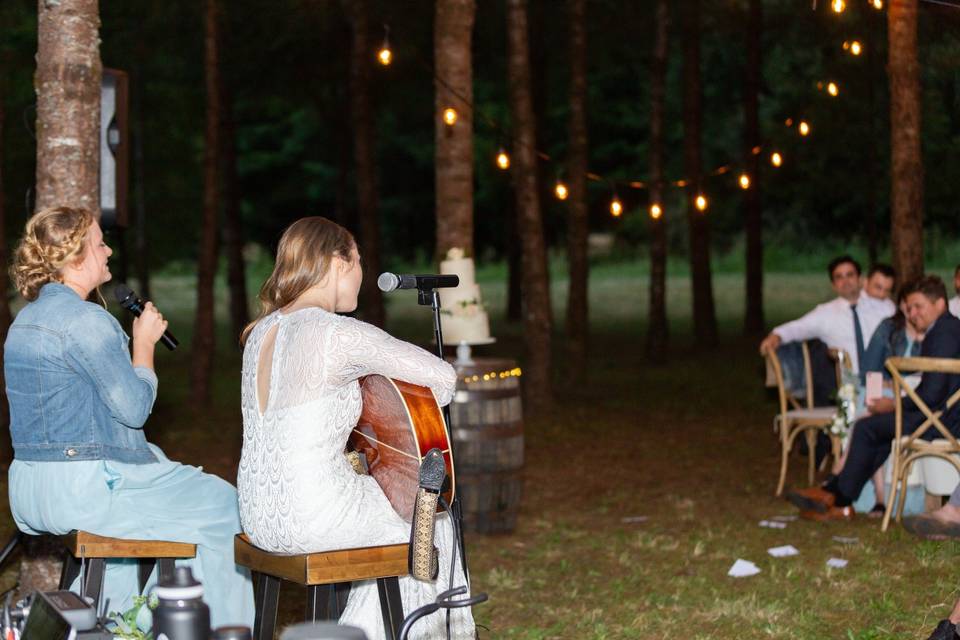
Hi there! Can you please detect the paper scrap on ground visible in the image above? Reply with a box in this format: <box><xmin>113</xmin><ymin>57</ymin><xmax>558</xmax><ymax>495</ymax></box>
<box><xmin>621</xmin><ymin>516</ymin><xmax>648</xmax><ymax>524</ymax></box>
<box><xmin>767</xmin><ymin>545</ymin><xmax>800</xmax><ymax>557</ymax></box>
<box><xmin>826</xmin><ymin>557</ymin><xmax>848</xmax><ymax>569</ymax></box>
<box><xmin>832</xmin><ymin>535</ymin><xmax>858</xmax><ymax>544</ymax></box>
<box><xmin>728</xmin><ymin>559</ymin><xmax>761</xmax><ymax>578</ymax></box>
<box><xmin>758</xmin><ymin>520</ymin><xmax>787</xmax><ymax>529</ymax></box>
<box><xmin>771</xmin><ymin>515</ymin><xmax>798</xmax><ymax>522</ymax></box>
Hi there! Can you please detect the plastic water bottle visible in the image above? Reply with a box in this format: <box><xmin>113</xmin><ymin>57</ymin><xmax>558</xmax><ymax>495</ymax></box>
<box><xmin>153</xmin><ymin>567</ymin><xmax>210</xmax><ymax>640</ymax></box>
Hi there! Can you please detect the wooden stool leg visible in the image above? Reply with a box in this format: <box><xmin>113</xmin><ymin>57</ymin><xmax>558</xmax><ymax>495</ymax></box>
<box><xmin>253</xmin><ymin>573</ymin><xmax>280</xmax><ymax>640</ymax></box>
<box><xmin>137</xmin><ymin>559</ymin><xmax>157</xmax><ymax>594</ymax></box>
<box><xmin>335</xmin><ymin>582</ymin><xmax>351</xmax><ymax>616</ymax></box>
<box><xmin>376</xmin><ymin>577</ymin><xmax>404</xmax><ymax>640</ymax></box>
<box><xmin>306</xmin><ymin>585</ymin><xmax>335</xmax><ymax>622</ymax></box>
<box><xmin>59</xmin><ymin>553</ymin><xmax>81</xmax><ymax>591</ymax></box>
<box><xmin>157</xmin><ymin>558</ymin><xmax>176</xmax><ymax>584</ymax></box>
<box><xmin>83</xmin><ymin>559</ymin><xmax>106</xmax><ymax>609</ymax></box>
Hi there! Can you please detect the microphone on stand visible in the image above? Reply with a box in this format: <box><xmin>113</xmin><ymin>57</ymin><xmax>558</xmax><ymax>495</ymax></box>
<box><xmin>377</xmin><ymin>273</ymin><xmax>459</xmax><ymax>293</ymax></box>
<box><xmin>114</xmin><ymin>284</ymin><xmax>179</xmax><ymax>351</ymax></box>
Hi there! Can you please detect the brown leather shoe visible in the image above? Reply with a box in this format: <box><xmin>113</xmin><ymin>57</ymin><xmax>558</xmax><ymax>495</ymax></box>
<box><xmin>800</xmin><ymin>505</ymin><xmax>855</xmax><ymax>521</ymax></box>
<box><xmin>786</xmin><ymin>486</ymin><xmax>836</xmax><ymax>513</ymax></box>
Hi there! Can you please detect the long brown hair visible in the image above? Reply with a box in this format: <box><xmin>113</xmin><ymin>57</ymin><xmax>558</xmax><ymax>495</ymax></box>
<box><xmin>240</xmin><ymin>216</ymin><xmax>355</xmax><ymax>345</ymax></box>
<box><xmin>11</xmin><ymin>206</ymin><xmax>95</xmax><ymax>301</ymax></box>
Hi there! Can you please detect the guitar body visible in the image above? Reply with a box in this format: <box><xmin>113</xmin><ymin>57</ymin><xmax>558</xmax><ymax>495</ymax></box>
<box><xmin>349</xmin><ymin>375</ymin><xmax>455</xmax><ymax>521</ymax></box>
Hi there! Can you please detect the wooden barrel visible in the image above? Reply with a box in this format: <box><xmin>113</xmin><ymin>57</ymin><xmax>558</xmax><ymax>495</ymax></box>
<box><xmin>449</xmin><ymin>357</ymin><xmax>524</xmax><ymax>534</ymax></box>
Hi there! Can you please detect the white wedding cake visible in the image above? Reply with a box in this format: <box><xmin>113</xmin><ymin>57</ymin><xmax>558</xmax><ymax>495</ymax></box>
<box><xmin>438</xmin><ymin>248</ymin><xmax>491</xmax><ymax>344</ymax></box>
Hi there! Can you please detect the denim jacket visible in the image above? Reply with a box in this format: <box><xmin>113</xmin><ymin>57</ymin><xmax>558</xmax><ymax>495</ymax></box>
<box><xmin>4</xmin><ymin>283</ymin><xmax>158</xmax><ymax>463</ymax></box>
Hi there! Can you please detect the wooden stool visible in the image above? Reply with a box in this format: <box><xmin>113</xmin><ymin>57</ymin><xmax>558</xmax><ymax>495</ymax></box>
<box><xmin>234</xmin><ymin>534</ymin><xmax>408</xmax><ymax>640</ymax></box>
<box><xmin>59</xmin><ymin>531</ymin><xmax>197</xmax><ymax>610</ymax></box>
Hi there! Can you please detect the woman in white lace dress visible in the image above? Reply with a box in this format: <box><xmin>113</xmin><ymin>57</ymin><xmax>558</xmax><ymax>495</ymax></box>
<box><xmin>237</xmin><ymin>217</ymin><xmax>476</xmax><ymax>639</ymax></box>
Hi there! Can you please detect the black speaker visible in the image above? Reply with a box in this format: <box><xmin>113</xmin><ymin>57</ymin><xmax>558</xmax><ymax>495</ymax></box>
<box><xmin>100</xmin><ymin>68</ymin><xmax>129</xmax><ymax>229</ymax></box>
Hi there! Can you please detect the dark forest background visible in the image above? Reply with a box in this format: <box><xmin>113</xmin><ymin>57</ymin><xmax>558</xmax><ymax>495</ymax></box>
<box><xmin>1</xmin><ymin>0</ymin><xmax>959</xmax><ymax>269</ymax></box>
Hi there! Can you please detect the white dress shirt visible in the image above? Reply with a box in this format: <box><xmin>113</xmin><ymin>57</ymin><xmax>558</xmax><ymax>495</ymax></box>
<box><xmin>773</xmin><ymin>291</ymin><xmax>895</xmax><ymax>374</ymax></box>
<box><xmin>949</xmin><ymin>295</ymin><xmax>960</xmax><ymax>318</ymax></box>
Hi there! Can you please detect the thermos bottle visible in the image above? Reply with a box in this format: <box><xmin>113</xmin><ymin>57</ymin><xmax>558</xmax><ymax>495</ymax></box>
<box><xmin>153</xmin><ymin>567</ymin><xmax>210</xmax><ymax>640</ymax></box>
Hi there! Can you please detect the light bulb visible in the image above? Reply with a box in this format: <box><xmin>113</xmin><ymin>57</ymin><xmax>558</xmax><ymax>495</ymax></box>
<box><xmin>799</xmin><ymin>121</ymin><xmax>810</xmax><ymax>136</ymax></box>
<box><xmin>496</xmin><ymin>149</ymin><xmax>510</xmax><ymax>170</ymax></box>
<box><xmin>610</xmin><ymin>198</ymin><xmax>623</xmax><ymax>217</ymax></box>
<box><xmin>831</xmin><ymin>0</ymin><xmax>845</xmax><ymax>13</ymax></box>
<box><xmin>554</xmin><ymin>181</ymin><xmax>569</xmax><ymax>200</ymax></box>
<box><xmin>443</xmin><ymin>108</ymin><xmax>458</xmax><ymax>126</ymax></box>
<box><xmin>695</xmin><ymin>195</ymin><xmax>708</xmax><ymax>212</ymax></box>
<box><xmin>650</xmin><ymin>203</ymin><xmax>663</xmax><ymax>219</ymax></box>
<box><xmin>850</xmin><ymin>41</ymin><xmax>862</xmax><ymax>56</ymax></box>
<box><xmin>827</xmin><ymin>82</ymin><xmax>839</xmax><ymax>97</ymax></box>
<box><xmin>872</xmin><ymin>0</ymin><xmax>882</xmax><ymax>8</ymax></box>
<box><xmin>377</xmin><ymin>47</ymin><xmax>392</xmax><ymax>65</ymax></box>
<box><xmin>771</xmin><ymin>152</ymin><xmax>783</xmax><ymax>167</ymax></box>
<box><xmin>739</xmin><ymin>174</ymin><xmax>751</xmax><ymax>190</ymax></box>
<box><xmin>784</xmin><ymin>117</ymin><xmax>794</xmax><ymax>127</ymax></box>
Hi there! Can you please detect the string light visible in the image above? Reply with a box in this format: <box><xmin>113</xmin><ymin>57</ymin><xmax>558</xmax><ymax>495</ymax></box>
<box><xmin>443</xmin><ymin>107</ymin><xmax>458</xmax><ymax>126</ymax></box>
<box><xmin>827</xmin><ymin>82</ymin><xmax>839</xmax><ymax>97</ymax></box>
<box><xmin>739</xmin><ymin>174</ymin><xmax>751</xmax><ymax>189</ymax></box>
<box><xmin>831</xmin><ymin>0</ymin><xmax>845</xmax><ymax>12</ymax></box>
<box><xmin>849</xmin><ymin>40</ymin><xmax>862</xmax><ymax>56</ymax></box>
<box><xmin>610</xmin><ymin>197</ymin><xmax>623</xmax><ymax>217</ymax></box>
<box><xmin>554</xmin><ymin>181</ymin><xmax>569</xmax><ymax>200</ymax></box>
<box><xmin>495</xmin><ymin>149</ymin><xmax>510</xmax><ymax>170</ymax></box>
<box><xmin>695</xmin><ymin>195</ymin><xmax>708</xmax><ymax>212</ymax></box>
<box><xmin>871</xmin><ymin>0</ymin><xmax>882</xmax><ymax>8</ymax></box>
<box><xmin>784</xmin><ymin>117</ymin><xmax>794</xmax><ymax>127</ymax></box>
<box><xmin>377</xmin><ymin>25</ymin><xmax>392</xmax><ymax>66</ymax></box>
<box><xmin>771</xmin><ymin>152</ymin><xmax>783</xmax><ymax>167</ymax></box>
<box><xmin>799</xmin><ymin>121</ymin><xmax>811</xmax><ymax>136</ymax></box>
<box><xmin>649</xmin><ymin>203</ymin><xmax>663</xmax><ymax>219</ymax></box>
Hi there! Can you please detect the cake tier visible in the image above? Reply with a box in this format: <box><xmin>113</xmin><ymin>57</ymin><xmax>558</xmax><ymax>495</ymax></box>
<box><xmin>441</xmin><ymin>310</ymin><xmax>491</xmax><ymax>344</ymax></box>
<box><xmin>439</xmin><ymin>283</ymin><xmax>483</xmax><ymax>310</ymax></box>
<box><xmin>439</xmin><ymin>257</ymin><xmax>475</xmax><ymax>285</ymax></box>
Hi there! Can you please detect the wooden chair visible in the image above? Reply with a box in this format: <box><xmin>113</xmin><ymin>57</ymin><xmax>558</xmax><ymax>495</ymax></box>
<box><xmin>59</xmin><ymin>530</ymin><xmax>197</xmax><ymax>610</ymax></box>
<box><xmin>234</xmin><ymin>534</ymin><xmax>408</xmax><ymax>640</ymax></box>
<box><xmin>766</xmin><ymin>341</ymin><xmax>842</xmax><ymax>496</ymax></box>
<box><xmin>881</xmin><ymin>356</ymin><xmax>960</xmax><ymax>531</ymax></box>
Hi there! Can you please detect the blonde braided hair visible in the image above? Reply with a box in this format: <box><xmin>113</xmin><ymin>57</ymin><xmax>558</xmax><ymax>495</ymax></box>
<box><xmin>11</xmin><ymin>207</ymin><xmax>95</xmax><ymax>301</ymax></box>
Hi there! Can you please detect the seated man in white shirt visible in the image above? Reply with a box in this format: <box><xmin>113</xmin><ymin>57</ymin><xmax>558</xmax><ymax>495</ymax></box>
<box><xmin>759</xmin><ymin>256</ymin><xmax>896</xmax><ymax>376</ymax></box>
<box><xmin>949</xmin><ymin>264</ymin><xmax>960</xmax><ymax>317</ymax></box>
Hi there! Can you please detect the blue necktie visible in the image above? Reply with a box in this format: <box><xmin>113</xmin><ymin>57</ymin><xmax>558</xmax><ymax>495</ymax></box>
<box><xmin>851</xmin><ymin>304</ymin><xmax>865</xmax><ymax>366</ymax></box>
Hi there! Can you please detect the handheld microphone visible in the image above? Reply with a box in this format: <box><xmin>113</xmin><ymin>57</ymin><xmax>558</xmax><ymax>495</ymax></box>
<box><xmin>377</xmin><ymin>273</ymin><xmax>460</xmax><ymax>293</ymax></box>
<box><xmin>114</xmin><ymin>284</ymin><xmax>179</xmax><ymax>351</ymax></box>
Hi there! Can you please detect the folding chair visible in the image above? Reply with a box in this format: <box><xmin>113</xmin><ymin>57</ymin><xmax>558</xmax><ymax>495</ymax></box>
<box><xmin>881</xmin><ymin>356</ymin><xmax>960</xmax><ymax>531</ymax></box>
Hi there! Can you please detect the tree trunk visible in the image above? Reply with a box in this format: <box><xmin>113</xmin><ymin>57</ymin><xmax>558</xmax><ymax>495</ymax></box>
<box><xmin>507</xmin><ymin>0</ymin><xmax>552</xmax><ymax>412</ymax></box>
<box><xmin>344</xmin><ymin>0</ymin><xmax>385</xmax><ymax>327</ymax></box>
<box><xmin>646</xmin><ymin>0</ymin><xmax>669</xmax><ymax>363</ymax></box>
<box><xmin>564</xmin><ymin>0</ymin><xmax>589</xmax><ymax>382</ymax></box>
<box><xmin>190</xmin><ymin>0</ymin><xmax>221</xmax><ymax>407</ymax></box>
<box><xmin>682</xmin><ymin>0</ymin><xmax>717</xmax><ymax>348</ymax></box>
<box><xmin>434</xmin><ymin>0</ymin><xmax>476</xmax><ymax>260</ymax></box>
<box><xmin>27</xmin><ymin>0</ymin><xmax>103</xmax><ymax>594</ymax></box>
<box><xmin>743</xmin><ymin>0</ymin><xmax>764</xmax><ymax>335</ymax></box>
<box><xmin>506</xmin><ymin>195</ymin><xmax>522</xmax><ymax>321</ymax></box>
<box><xmin>35</xmin><ymin>0</ymin><xmax>101</xmax><ymax>215</ymax></box>
<box><xmin>220</xmin><ymin>76</ymin><xmax>249</xmax><ymax>342</ymax></box>
<box><xmin>888</xmin><ymin>0</ymin><xmax>923</xmax><ymax>283</ymax></box>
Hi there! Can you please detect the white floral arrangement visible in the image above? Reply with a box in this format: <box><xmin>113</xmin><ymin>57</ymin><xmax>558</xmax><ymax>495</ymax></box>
<box><xmin>831</xmin><ymin>382</ymin><xmax>857</xmax><ymax>437</ymax></box>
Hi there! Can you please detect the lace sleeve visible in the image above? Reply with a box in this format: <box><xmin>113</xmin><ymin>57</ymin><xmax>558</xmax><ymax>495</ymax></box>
<box><xmin>325</xmin><ymin>316</ymin><xmax>457</xmax><ymax>406</ymax></box>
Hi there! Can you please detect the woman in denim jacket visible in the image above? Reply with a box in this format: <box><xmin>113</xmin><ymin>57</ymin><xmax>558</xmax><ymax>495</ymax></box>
<box><xmin>4</xmin><ymin>207</ymin><xmax>253</xmax><ymax>628</ymax></box>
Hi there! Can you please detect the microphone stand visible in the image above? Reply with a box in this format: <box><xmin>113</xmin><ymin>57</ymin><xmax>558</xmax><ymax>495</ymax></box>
<box><xmin>418</xmin><ymin>286</ymin><xmax>470</xmax><ymax>578</ymax></box>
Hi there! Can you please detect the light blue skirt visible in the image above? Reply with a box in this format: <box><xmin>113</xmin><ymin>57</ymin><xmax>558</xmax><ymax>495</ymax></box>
<box><xmin>8</xmin><ymin>444</ymin><xmax>254</xmax><ymax>629</ymax></box>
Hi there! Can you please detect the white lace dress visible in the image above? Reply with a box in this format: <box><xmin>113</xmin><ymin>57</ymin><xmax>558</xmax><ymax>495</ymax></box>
<box><xmin>238</xmin><ymin>307</ymin><xmax>476</xmax><ymax>639</ymax></box>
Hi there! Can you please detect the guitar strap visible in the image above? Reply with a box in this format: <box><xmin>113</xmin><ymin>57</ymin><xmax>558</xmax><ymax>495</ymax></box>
<box><xmin>409</xmin><ymin>448</ymin><xmax>445</xmax><ymax>581</ymax></box>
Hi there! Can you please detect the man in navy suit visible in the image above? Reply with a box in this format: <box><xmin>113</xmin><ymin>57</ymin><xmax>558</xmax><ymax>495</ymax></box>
<box><xmin>787</xmin><ymin>275</ymin><xmax>960</xmax><ymax>520</ymax></box>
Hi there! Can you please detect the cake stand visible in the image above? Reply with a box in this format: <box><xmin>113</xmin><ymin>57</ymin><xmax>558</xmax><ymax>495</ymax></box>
<box><xmin>454</xmin><ymin>337</ymin><xmax>496</xmax><ymax>366</ymax></box>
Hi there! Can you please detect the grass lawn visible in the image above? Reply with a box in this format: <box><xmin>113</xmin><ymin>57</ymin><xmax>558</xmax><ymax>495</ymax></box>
<box><xmin>1</xmin><ymin>264</ymin><xmax>958</xmax><ymax>639</ymax></box>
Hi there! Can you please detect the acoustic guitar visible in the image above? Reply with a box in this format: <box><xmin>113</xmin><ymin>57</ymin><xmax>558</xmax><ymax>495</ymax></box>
<box><xmin>349</xmin><ymin>375</ymin><xmax>456</xmax><ymax>521</ymax></box>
